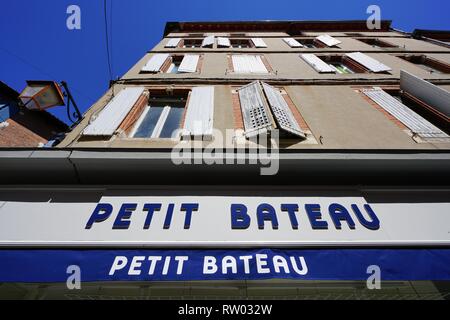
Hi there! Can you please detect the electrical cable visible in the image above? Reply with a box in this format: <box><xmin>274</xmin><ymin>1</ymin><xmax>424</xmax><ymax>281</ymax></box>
<box><xmin>104</xmin><ymin>0</ymin><xmax>113</xmax><ymax>84</ymax></box>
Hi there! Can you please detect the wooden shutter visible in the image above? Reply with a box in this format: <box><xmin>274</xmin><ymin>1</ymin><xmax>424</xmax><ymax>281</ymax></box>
<box><xmin>283</xmin><ymin>38</ymin><xmax>303</xmax><ymax>48</ymax></box>
<box><xmin>232</xmin><ymin>55</ymin><xmax>268</xmax><ymax>74</ymax></box>
<box><xmin>400</xmin><ymin>70</ymin><xmax>450</xmax><ymax>118</ymax></box>
<box><xmin>300</xmin><ymin>54</ymin><xmax>336</xmax><ymax>73</ymax></box>
<box><xmin>201</xmin><ymin>36</ymin><xmax>215</xmax><ymax>47</ymax></box>
<box><xmin>315</xmin><ymin>35</ymin><xmax>342</xmax><ymax>47</ymax></box>
<box><xmin>251</xmin><ymin>38</ymin><xmax>267</xmax><ymax>48</ymax></box>
<box><xmin>217</xmin><ymin>37</ymin><xmax>231</xmax><ymax>47</ymax></box>
<box><xmin>346</xmin><ymin>52</ymin><xmax>391</xmax><ymax>73</ymax></box>
<box><xmin>363</xmin><ymin>88</ymin><xmax>448</xmax><ymax>139</ymax></box>
<box><xmin>237</xmin><ymin>81</ymin><xmax>273</xmax><ymax>138</ymax></box>
<box><xmin>183</xmin><ymin>87</ymin><xmax>215</xmax><ymax>139</ymax></box>
<box><xmin>141</xmin><ymin>54</ymin><xmax>169</xmax><ymax>72</ymax></box>
<box><xmin>261</xmin><ymin>82</ymin><xmax>306</xmax><ymax>139</ymax></box>
<box><xmin>83</xmin><ymin>87</ymin><xmax>146</xmax><ymax>136</ymax></box>
<box><xmin>178</xmin><ymin>54</ymin><xmax>200</xmax><ymax>73</ymax></box>
<box><xmin>165</xmin><ymin>38</ymin><xmax>181</xmax><ymax>48</ymax></box>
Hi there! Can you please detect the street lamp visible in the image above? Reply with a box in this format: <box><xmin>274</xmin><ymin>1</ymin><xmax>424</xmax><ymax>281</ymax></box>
<box><xmin>18</xmin><ymin>80</ymin><xmax>83</xmax><ymax>123</ymax></box>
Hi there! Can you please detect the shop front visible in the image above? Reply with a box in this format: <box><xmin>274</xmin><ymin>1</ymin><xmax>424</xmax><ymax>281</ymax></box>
<box><xmin>0</xmin><ymin>165</ymin><xmax>449</xmax><ymax>300</ymax></box>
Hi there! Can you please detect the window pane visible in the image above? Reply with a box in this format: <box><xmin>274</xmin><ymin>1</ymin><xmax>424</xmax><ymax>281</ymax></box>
<box><xmin>159</xmin><ymin>105</ymin><xmax>185</xmax><ymax>138</ymax></box>
<box><xmin>133</xmin><ymin>106</ymin><xmax>164</xmax><ymax>138</ymax></box>
<box><xmin>159</xmin><ymin>106</ymin><xmax>184</xmax><ymax>138</ymax></box>
<box><xmin>170</xmin><ymin>63</ymin><xmax>180</xmax><ymax>74</ymax></box>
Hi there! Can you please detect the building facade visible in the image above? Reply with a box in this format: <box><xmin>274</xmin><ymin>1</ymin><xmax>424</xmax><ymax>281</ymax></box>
<box><xmin>0</xmin><ymin>21</ymin><xmax>449</xmax><ymax>299</ymax></box>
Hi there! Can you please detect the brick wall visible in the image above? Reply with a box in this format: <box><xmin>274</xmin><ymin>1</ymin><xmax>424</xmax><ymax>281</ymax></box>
<box><xmin>0</xmin><ymin>118</ymin><xmax>48</xmax><ymax>147</ymax></box>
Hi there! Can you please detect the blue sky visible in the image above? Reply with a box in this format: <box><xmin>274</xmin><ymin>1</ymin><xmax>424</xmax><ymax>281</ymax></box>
<box><xmin>1</xmin><ymin>0</ymin><xmax>449</xmax><ymax>123</ymax></box>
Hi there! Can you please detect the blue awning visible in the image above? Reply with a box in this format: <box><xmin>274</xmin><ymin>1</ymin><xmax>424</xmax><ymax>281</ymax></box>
<box><xmin>0</xmin><ymin>249</ymin><xmax>449</xmax><ymax>282</ymax></box>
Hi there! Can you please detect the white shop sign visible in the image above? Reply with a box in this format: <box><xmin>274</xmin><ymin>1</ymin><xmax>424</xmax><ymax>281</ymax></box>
<box><xmin>0</xmin><ymin>196</ymin><xmax>449</xmax><ymax>247</ymax></box>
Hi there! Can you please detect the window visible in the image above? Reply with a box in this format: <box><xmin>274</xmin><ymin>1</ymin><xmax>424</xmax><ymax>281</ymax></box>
<box><xmin>180</xmin><ymin>39</ymin><xmax>203</xmax><ymax>48</ymax></box>
<box><xmin>396</xmin><ymin>55</ymin><xmax>450</xmax><ymax>74</ymax></box>
<box><xmin>128</xmin><ymin>86</ymin><xmax>215</xmax><ymax>140</ymax></box>
<box><xmin>235</xmin><ymin>81</ymin><xmax>307</xmax><ymax>140</ymax></box>
<box><xmin>229</xmin><ymin>55</ymin><xmax>271</xmax><ymax>74</ymax></box>
<box><xmin>301</xmin><ymin>53</ymin><xmax>391</xmax><ymax>74</ymax></box>
<box><xmin>315</xmin><ymin>35</ymin><xmax>342</xmax><ymax>48</ymax></box>
<box><xmin>296</xmin><ymin>38</ymin><xmax>322</xmax><ymax>48</ymax></box>
<box><xmin>164</xmin><ymin>38</ymin><xmax>181</xmax><ymax>48</ymax></box>
<box><xmin>166</xmin><ymin>56</ymin><xmax>182</xmax><ymax>74</ymax></box>
<box><xmin>318</xmin><ymin>55</ymin><xmax>368</xmax><ymax>74</ymax></box>
<box><xmin>361</xmin><ymin>87</ymin><xmax>449</xmax><ymax>142</ymax></box>
<box><xmin>230</xmin><ymin>39</ymin><xmax>253</xmax><ymax>48</ymax></box>
<box><xmin>357</xmin><ymin>38</ymin><xmax>398</xmax><ymax>48</ymax></box>
<box><xmin>141</xmin><ymin>54</ymin><xmax>201</xmax><ymax>74</ymax></box>
<box><xmin>131</xmin><ymin>97</ymin><xmax>186</xmax><ymax>139</ymax></box>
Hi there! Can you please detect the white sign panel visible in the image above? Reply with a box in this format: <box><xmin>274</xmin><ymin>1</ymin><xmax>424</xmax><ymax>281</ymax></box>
<box><xmin>0</xmin><ymin>196</ymin><xmax>449</xmax><ymax>247</ymax></box>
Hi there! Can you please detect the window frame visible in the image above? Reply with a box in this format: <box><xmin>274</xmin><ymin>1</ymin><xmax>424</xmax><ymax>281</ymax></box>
<box><xmin>229</xmin><ymin>38</ymin><xmax>255</xmax><ymax>49</ymax></box>
<box><xmin>396</xmin><ymin>54</ymin><xmax>450</xmax><ymax>74</ymax></box>
<box><xmin>227</xmin><ymin>54</ymin><xmax>273</xmax><ymax>74</ymax></box>
<box><xmin>231</xmin><ymin>81</ymin><xmax>317</xmax><ymax>144</ymax></box>
<box><xmin>120</xmin><ymin>88</ymin><xmax>192</xmax><ymax>141</ymax></box>
<box><xmin>357</xmin><ymin>86</ymin><xmax>450</xmax><ymax>142</ymax></box>
<box><xmin>316</xmin><ymin>55</ymin><xmax>369</xmax><ymax>74</ymax></box>
<box><xmin>356</xmin><ymin>38</ymin><xmax>398</xmax><ymax>48</ymax></box>
<box><xmin>179</xmin><ymin>39</ymin><xmax>203</xmax><ymax>48</ymax></box>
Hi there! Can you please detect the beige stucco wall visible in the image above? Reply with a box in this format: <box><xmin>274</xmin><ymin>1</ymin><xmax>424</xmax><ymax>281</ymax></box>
<box><xmin>122</xmin><ymin>51</ymin><xmax>450</xmax><ymax>81</ymax></box>
<box><xmin>59</xmin><ymin>84</ymin><xmax>450</xmax><ymax>150</ymax></box>
<box><xmin>59</xmin><ymin>29</ymin><xmax>450</xmax><ymax>150</ymax></box>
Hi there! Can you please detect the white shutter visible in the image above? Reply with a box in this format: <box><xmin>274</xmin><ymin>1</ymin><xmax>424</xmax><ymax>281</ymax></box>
<box><xmin>300</xmin><ymin>54</ymin><xmax>336</xmax><ymax>73</ymax></box>
<box><xmin>237</xmin><ymin>81</ymin><xmax>273</xmax><ymax>138</ymax></box>
<box><xmin>178</xmin><ymin>54</ymin><xmax>200</xmax><ymax>73</ymax></box>
<box><xmin>261</xmin><ymin>82</ymin><xmax>305</xmax><ymax>139</ymax></box>
<box><xmin>346</xmin><ymin>52</ymin><xmax>391</xmax><ymax>73</ymax></box>
<box><xmin>201</xmin><ymin>36</ymin><xmax>215</xmax><ymax>47</ymax></box>
<box><xmin>400</xmin><ymin>70</ymin><xmax>450</xmax><ymax>118</ymax></box>
<box><xmin>165</xmin><ymin>38</ymin><xmax>181</xmax><ymax>48</ymax></box>
<box><xmin>315</xmin><ymin>35</ymin><xmax>342</xmax><ymax>47</ymax></box>
<box><xmin>217</xmin><ymin>37</ymin><xmax>231</xmax><ymax>47</ymax></box>
<box><xmin>83</xmin><ymin>87</ymin><xmax>145</xmax><ymax>136</ymax></box>
<box><xmin>363</xmin><ymin>88</ymin><xmax>448</xmax><ymax>139</ymax></box>
<box><xmin>183</xmin><ymin>87</ymin><xmax>214</xmax><ymax>139</ymax></box>
<box><xmin>283</xmin><ymin>38</ymin><xmax>303</xmax><ymax>48</ymax></box>
<box><xmin>232</xmin><ymin>55</ymin><xmax>268</xmax><ymax>74</ymax></box>
<box><xmin>141</xmin><ymin>54</ymin><xmax>169</xmax><ymax>72</ymax></box>
<box><xmin>251</xmin><ymin>38</ymin><xmax>267</xmax><ymax>48</ymax></box>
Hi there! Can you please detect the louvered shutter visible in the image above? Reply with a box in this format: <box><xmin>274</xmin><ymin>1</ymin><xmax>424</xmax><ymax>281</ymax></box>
<box><xmin>400</xmin><ymin>70</ymin><xmax>450</xmax><ymax>118</ymax></box>
<box><xmin>217</xmin><ymin>37</ymin><xmax>231</xmax><ymax>47</ymax></box>
<box><xmin>183</xmin><ymin>87</ymin><xmax>214</xmax><ymax>139</ymax></box>
<box><xmin>251</xmin><ymin>38</ymin><xmax>267</xmax><ymax>48</ymax></box>
<box><xmin>83</xmin><ymin>87</ymin><xmax>146</xmax><ymax>136</ymax></box>
<box><xmin>237</xmin><ymin>81</ymin><xmax>273</xmax><ymax>138</ymax></box>
<box><xmin>165</xmin><ymin>38</ymin><xmax>181</xmax><ymax>48</ymax></box>
<box><xmin>363</xmin><ymin>88</ymin><xmax>448</xmax><ymax>139</ymax></box>
<box><xmin>202</xmin><ymin>36</ymin><xmax>215</xmax><ymax>47</ymax></box>
<box><xmin>178</xmin><ymin>54</ymin><xmax>200</xmax><ymax>73</ymax></box>
<box><xmin>141</xmin><ymin>54</ymin><xmax>169</xmax><ymax>72</ymax></box>
<box><xmin>232</xmin><ymin>55</ymin><xmax>268</xmax><ymax>74</ymax></box>
<box><xmin>283</xmin><ymin>38</ymin><xmax>303</xmax><ymax>48</ymax></box>
<box><xmin>261</xmin><ymin>82</ymin><xmax>306</xmax><ymax>139</ymax></box>
<box><xmin>346</xmin><ymin>52</ymin><xmax>391</xmax><ymax>73</ymax></box>
<box><xmin>300</xmin><ymin>54</ymin><xmax>336</xmax><ymax>73</ymax></box>
<box><xmin>315</xmin><ymin>35</ymin><xmax>342</xmax><ymax>47</ymax></box>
